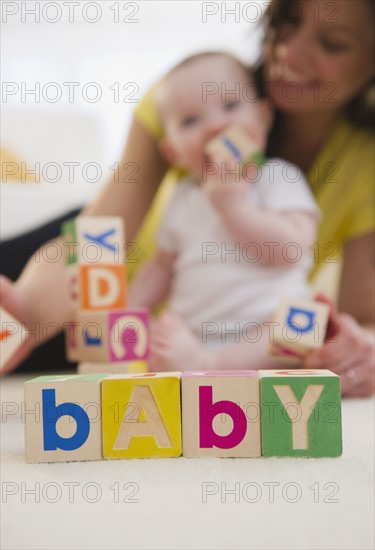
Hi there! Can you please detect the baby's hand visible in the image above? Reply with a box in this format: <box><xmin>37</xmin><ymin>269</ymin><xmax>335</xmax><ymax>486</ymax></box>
<box><xmin>202</xmin><ymin>153</ymin><xmax>258</xmax><ymax>212</ymax></box>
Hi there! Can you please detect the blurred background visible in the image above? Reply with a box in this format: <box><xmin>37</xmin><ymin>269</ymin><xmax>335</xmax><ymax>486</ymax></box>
<box><xmin>1</xmin><ymin>0</ymin><xmax>267</xmax><ymax>239</ymax></box>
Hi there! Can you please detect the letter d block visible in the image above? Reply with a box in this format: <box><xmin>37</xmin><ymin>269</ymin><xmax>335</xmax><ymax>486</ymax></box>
<box><xmin>182</xmin><ymin>371</ymin><xmax>261</xmax><ymax>458</ymax></box>
<box><xmin>102</xmin><ymin>373</ymin><xmax>182</xmax><ymax>458</ymax></box>
<box><xmin>259</xmin><ymin>369</ymin><xmax>342</xmax><ymax>457</ymax></box>
<box><xmin>66</xmin><ymin>264</ymin><xmax>127</xmax><ymax>312</ymax></box>
<box><xmin>24</xmin><ymin>374</ymin><xmax>108</xmax><ymax>463</ymax></box>
<box><xmin>270</xmin><ymin>298</ymin><xmax>330</xmax><ymax>361</ymax></box>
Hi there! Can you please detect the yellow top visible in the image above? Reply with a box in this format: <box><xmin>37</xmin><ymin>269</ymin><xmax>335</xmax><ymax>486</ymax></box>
<box><xmin>129</xmin><ymin>88</ymin><xmax>375</xmax><ymax>281</ymax></box>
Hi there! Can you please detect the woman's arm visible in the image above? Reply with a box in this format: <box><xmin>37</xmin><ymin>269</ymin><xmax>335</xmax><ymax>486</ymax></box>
<box><xmin>338</xmin><ymin>232</ymin><xmax>375</xmax><ymax>327</ymax></box>
<box><xmin>305</xmin><ymin>232</ymin><xmax>375</xmax><ymax>397</ymax></box>
<box><xmin>84</xmin><ymin>117</ymin><xmax>168</xmax><ymax>240</ymax></box>
<box><xmin>0</xmin><ymin>117</ymin><xmax>167</xmax><ymax>374</ymax></box>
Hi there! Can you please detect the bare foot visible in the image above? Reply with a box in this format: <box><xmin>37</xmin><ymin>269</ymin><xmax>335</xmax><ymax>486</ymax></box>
<box><xmin>150</xmin><ymin>311</ymin><xmax>215</xmax><ymax>372</ymax></box>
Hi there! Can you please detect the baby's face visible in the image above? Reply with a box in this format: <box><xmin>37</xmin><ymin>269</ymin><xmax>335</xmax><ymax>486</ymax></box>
<box><xmin>157</xmin><ymin>56</ymin><xmax>271</xmax><ymax>177</ymax></box>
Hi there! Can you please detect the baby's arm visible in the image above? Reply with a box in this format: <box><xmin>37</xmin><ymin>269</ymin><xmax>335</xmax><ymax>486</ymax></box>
<box><xmin>204</xmin><ymin>157</ymin><xmax>317</xmax><ymax>266</ymax></box>
<box><xmin>219</xmin><ymin>204</ymin><xmax>316</xmax><ymax>266</ymax></box>
<box><xmin>128</xmin><ymin>249</ymin><xmax>176</xmax><ymax>309</ymax></box>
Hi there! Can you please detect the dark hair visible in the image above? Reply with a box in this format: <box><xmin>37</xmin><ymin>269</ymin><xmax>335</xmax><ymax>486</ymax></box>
<box><xmin>254</xmin><ymin>0</ymin><xmax>374</xmax><ymax>131</ymax></box>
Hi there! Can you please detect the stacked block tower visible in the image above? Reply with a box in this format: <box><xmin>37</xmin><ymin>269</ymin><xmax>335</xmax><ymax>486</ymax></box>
<box><xmin>61</xmin><ymin>216</ymin><xmax>150</xmax><ymax>374</ymax></box>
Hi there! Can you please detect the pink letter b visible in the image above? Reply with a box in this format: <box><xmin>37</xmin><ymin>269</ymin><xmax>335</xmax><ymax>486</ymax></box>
<box><xmin>199</xmin><ymin>386</ymin><xmax>247</xmax><ymax>449</ymax></box>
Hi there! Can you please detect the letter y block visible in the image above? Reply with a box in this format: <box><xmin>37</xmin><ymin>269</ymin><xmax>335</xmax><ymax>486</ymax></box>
<box><xmin>259</xmin><ymin>369</ymin><xmax>342</xmax><ymax>457</ymax></box>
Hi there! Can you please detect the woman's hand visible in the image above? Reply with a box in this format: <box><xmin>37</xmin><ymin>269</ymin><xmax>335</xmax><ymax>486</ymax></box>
<box><xmin>0</xmin><ymin>275</ymin><xmax>35</xmax><ymax>375</ymax></box>
<box><xmin>305</xmin><ymin>294</ymin><xmax>375</xmax><ymax>397</ymax></box>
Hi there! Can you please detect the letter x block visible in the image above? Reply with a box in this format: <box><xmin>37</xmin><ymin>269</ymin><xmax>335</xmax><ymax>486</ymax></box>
<box><xmin>259</xmin><ymin>369</ymin><xmax>342</xmax><ymax>457</ymax></box>
<box><xmin>1</xmin><ymin>307</ymin><xmax>26</xmax><ymax>371</ymax></box>
<box><xmin>270</xmin><ymin>298</ymin><xmax>330</xmax><ymax>362</ymax></box>
<box><xmin>102</xmin><ymin>373</ymin><xmax>182</xmax><ymax>459</ymax></box>
<box><xmin>24</xmin><ymin>374</ymin><xmax>109</xmax><ymax>463</ymax></box>
<box><xmin>62</xmin><ymin>216</ymin><xmax>125</xmax><ymax>265</ymax></box>
<box><xmin>205</xmin><ymin>125</ymin><xmax>263</xmax><ymax>165</ymax></box>
<box><xmin>182</xmin><ymin>371</ymin><xmax>261</xmax><ymax>458</ymax></box>
<box><xmin>69</xmin><ymin>309</ymin><xmax>150</xmax><ymax>363</ymax></box>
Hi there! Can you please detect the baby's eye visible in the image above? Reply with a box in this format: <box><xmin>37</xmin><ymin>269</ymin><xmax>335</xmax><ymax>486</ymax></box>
<box><xmin>181</xmin><ymin>115</ymin><xmax>199</xmax><ymax>127</ymax></box>
<box><xmin>225</xmin><ymin>101</ymin><xmax>239</xmax><ymax>111</ymax></box>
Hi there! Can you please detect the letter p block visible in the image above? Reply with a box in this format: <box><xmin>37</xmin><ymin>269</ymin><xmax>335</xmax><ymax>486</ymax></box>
<box><xmin>182</xmin><ymin>371</ymin><xmax>261</xmax><ymax>457</ymax></box>
<box><xmin>102</xmin><ymin>373</ymin><xmax>182</xmax><ymax>458</ymax></box>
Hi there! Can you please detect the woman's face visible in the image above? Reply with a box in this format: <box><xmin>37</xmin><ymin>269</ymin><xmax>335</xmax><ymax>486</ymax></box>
<box><xmin>264</xmin><ymin>0</ymin><xmax>374</xmax><ymax>114</ymax></box>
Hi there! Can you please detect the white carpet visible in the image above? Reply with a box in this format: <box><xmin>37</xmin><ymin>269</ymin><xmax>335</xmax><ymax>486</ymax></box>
<box><xmin>1</xmin><ymin>374</ymin><xmax>374</xmax><ymax>550</ymax></box>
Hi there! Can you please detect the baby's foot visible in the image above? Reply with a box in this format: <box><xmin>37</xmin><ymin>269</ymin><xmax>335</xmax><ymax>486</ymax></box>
<box><xmin>150</xmin><ymin>311</ymin><xmax>214</xmax><ymax>372</ymax></box>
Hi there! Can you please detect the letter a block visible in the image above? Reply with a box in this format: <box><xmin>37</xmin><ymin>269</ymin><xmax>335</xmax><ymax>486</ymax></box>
<box><xmin>78</xmin><ymin>361</ymin><xmax>148</xmax><ymax>374</ymax></box>
<box><xmin>102</xmin><ymin>373</ymin><xmax>182</xmax><ymax>459</ymax></box>
<box><xmin>270</xmin><ymin>298</ymin><xmax>330</xmax><ymax>361</ymax></box>
<box><xmin>72</xmin><ymin>309</ymin><xmax>150</xmax><ymax>362</ymax></box>
<box><xmin>24</xmin><ymin>374</ymin><xmax>109</xmax><ymax>463</ymax></box>
<box><xmin>259</xmin><ymin>370</ymin><xmax>342</xmax><ymax>457</ymax></box>
<box><xmin>1</xmin><ymin>307</ymin><xmax>26</xmax><ymax>371</ymax></box>
<box><xmin>182</xmin><ymin>371</ymin><xmax>261</xmax><ymax>458</ymax></box>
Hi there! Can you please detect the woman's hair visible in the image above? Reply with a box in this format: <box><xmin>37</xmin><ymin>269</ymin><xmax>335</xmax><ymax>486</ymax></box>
<box><xmin>254</xmin><ymin>0</ymin><xmax>374</xmax><ymax>132</ymax></box>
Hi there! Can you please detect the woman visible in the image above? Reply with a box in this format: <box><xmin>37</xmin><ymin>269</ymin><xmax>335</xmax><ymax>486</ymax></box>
<box><xmin>1</xmin><ymin>0</ymin><xmax>374</xmax><ymax>396</ymax></box>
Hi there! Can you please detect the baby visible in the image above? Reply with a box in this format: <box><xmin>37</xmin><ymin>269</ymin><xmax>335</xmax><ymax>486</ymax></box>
<box><xmin>129</xmin><ymin>52</ymin><xmax>320</xmax><ymax>371</ymax></box>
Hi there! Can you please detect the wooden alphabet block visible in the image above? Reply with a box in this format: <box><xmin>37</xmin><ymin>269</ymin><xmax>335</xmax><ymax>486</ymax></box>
<box><xmin>65</xmin><ymin>263</ymin><xmax>127</xmax><ymax>312</ymax></box>
<box><xmin>68</xmin><ymin>309</ymin><xmax>150</xmax><ymax>363</ymax></box>
<box><xmin>102</xmin><ymin>372</ymin><xmax>182</xmax><ymax>459</ymax></box>
<box><xmin>78</xmin><ymin>361</ymin><xmax>148</xmax><ymax>374</ymax></box>
<box><xmin>204</xmin><ymin>125</ymin><xmax>263</xmax><ymax>165</ymax></box>
<box><xmin>61</xmin><ymin>216</ymin><xmax>125</xmax><ymax>265</ymax></box>
<box><xmin>259</xmin><ymin>369</ymin><xmax>342</xmax><ymax>457</ymax></box>
<box><xmin>24</xmin><ymin>374</ymin><xmax>109</xmax><ymax>463</ymax></box>
<box><xmin>269</xmin><ymin>298</ymin><xmax>330</xmax><ymax>362</ymax></box>
<box><xmin>0</xmin><ymin>307</ymin><xmax>27</xmax><ymax>371</ymax></box>
<box><xmin>182</xmin><ymin>371</ymin><xmax>261</xmax><ymax>458</ymax></box>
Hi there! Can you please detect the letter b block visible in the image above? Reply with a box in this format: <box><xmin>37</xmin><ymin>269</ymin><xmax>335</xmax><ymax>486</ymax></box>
<box><xmin>259</xmin><ymin>370</ymin><xmax>342</xmax><ymax>457</ymax></box>
<box><xmin>182</xmin><ymin>371</ymin><xmax>261</xmax><ymax>457</ymax></box>
<box><xmin>24</xmin><ymin>374</ymin><xmax>108</xmax><ymax>463</ymax></box>
<box><xmin>102</xmin><ymin>373</ymin><xmax>182</xmax><ymax>458</ymax></box>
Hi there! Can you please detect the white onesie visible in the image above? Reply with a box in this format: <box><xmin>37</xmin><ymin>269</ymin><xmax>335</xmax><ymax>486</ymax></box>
<box><xmin>157</xmin><ymin>158</ymin><xmax>320</xmax><ymax>347</ymax></box>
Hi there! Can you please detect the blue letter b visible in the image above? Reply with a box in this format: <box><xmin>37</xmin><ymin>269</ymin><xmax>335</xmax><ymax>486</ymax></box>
<box><xmin>42</xmin><ymin>389</ymin><xmax>90</xmax><ymax>451</ymax></box>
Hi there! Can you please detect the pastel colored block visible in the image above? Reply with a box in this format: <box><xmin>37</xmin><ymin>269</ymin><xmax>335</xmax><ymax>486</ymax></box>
<box><xmin>65</xmin><ymin>264</ymin><xmax>127</xmax><ymax>312</ymax></box>
<box><xmin>24</xmin><ymin>374</ymin><xmax>109</xmax><ymax>463</ymax></box>
<box><xmin>102</xmin><ymin>372</ymin><xmax>182</xmax><ymax>459</ymax></box>
<box><xmin>61</xmin><ymin>216</ymin><xmax>125</xmax><ymax>265</ymax></box>
<box><xmin>270</xmin><ymin>298</ymin><xmax>330</xmax><ymax>361</ymax></box>
<box><xmin>78</xmin><ymin>361</ymin><xmax>148</xmax><ymax>374</ymax></box>
<box><xmin>182</xmin><ymin>371</ymin><xmax>261</xmax><ymax>458</ymax></box>
<box><xmin>259</xmin><ymin>369</ymin><xmax>342</xmax><ymax>457</ymax></box>
<box><xmin>65</xmin><ymin>315</ymin><xmax>81</xmax><ymax>362</ymax></box>
<box><xmin>70</xmin><ymin>309</ymin><xmax>150</xmax><ymax>363</ymax></box>
<box><xmin>204</xmin><ymin>125</ymin><xmax>262</xmax><ymax>165</ymax></box>
<box><xmin>0</xmin><ymin>307</ymin><xmax>27</xmax><ymax>371</ymax></box>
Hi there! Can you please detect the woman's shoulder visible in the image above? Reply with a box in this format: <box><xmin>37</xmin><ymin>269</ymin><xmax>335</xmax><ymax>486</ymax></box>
<box><xmin>133</xmin><ymin>85</ymin><xmax>164</xmax><ymax>141</ymax></box>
